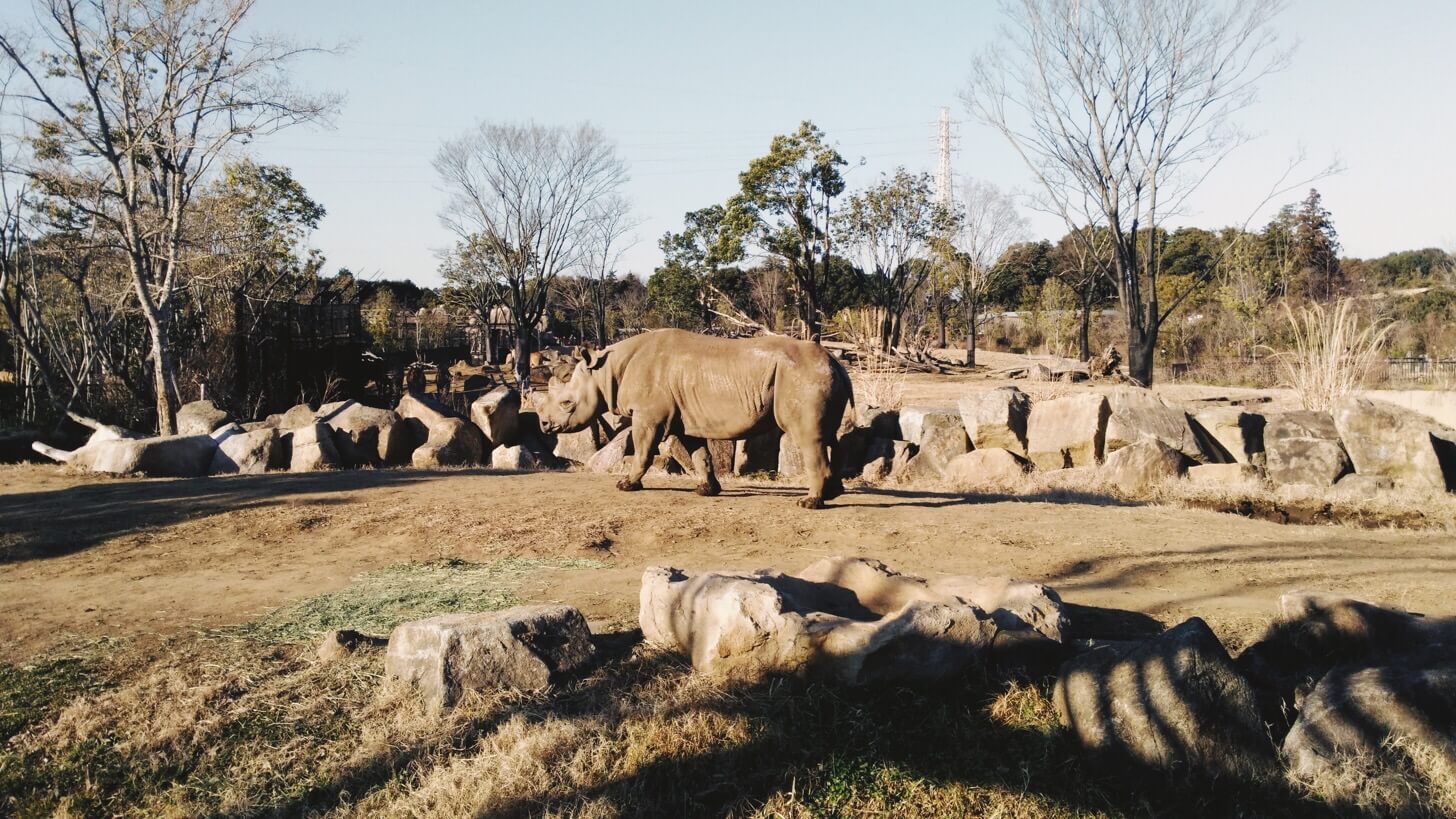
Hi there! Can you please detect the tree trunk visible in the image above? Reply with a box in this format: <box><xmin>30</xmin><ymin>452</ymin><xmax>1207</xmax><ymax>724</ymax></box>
<box><xmin>936</xmin><ymin>299</ymin><xmax>948</xmax><ymax>348</ymax></box>
<box><xmin>1126</xmin><ymin>323</ymin><xmax>1157</xmax><ymax>386</ymax></box>
<box><xmin>1078</xmin><ymin>289</ymin><xmax>1093</xmax><ymax>361</ymax></box>
<box><xmin>513</xmin><ymin>325</ymin><xmax>532</xmax><ymax>391</ymax></box>
<box><xmin>147</xmin><ymin>317</ymin><xmax>179</xmax><ymax>434</ymax></box>
<box><xmin>965</xmin><ymin>291</ymin><xmax>978</xmax><ymax>368</ymax></box>
<box><xmin>233</xmin><ymin>289</ymin><xmax>249</xmax><ymax>413</ymax></box>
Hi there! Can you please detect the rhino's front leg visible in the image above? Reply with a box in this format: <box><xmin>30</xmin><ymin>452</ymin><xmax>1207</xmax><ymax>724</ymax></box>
<box><xmin>795</xmin><ymin>433</ymin><xmax>833</xmax><ymax>510</ymax></box>
<box><xmin>618</xmin><ymin>416</ymin><xmax>665</xmax><ymax>492</ymax></box>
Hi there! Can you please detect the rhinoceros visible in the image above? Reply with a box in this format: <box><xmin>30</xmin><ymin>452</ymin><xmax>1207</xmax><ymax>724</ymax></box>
<box><xmin>537</xmin><ymin>329</ymin><xmax>853</xmax><ymax>508</ymax></box>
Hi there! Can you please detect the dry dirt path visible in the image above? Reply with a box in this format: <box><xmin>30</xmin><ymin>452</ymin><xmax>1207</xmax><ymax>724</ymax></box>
<box><xmin>2</xmin><ymin>463</ymin><xmax>1454</xmax><ymax>662</ymax></box>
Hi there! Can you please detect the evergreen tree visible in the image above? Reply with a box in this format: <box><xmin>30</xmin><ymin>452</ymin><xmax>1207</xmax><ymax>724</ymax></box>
<box><xmin>1291</xmin><ymin>188</ymin><xmax>1342</xmax><ymax>300</ymax></box>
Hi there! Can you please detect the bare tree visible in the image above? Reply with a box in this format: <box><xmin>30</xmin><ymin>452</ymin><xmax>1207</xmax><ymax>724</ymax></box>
<box><xmin>0</xmin><ymin>0</ymin><xmax>335</xmax><ymax>432</ymax></box>
<box><xmin>965</xmin><ymin>0</ymin><xmax>1290</xmax><ymax>385</ymax></box>
<box><xmin>1051</xmin><ymin>225</ymin><xmax>1113</xmax><ymax>360</ymax></box>
<box><xmin>834</xmin><ymin>168</ymin><xmax>942</xmax><ymax>352</ymax></box>
<box><xmin>434</xmin><ymin>122</ymin><xmax>628</xmax><ymax>389</ymax></box>
<box><xmin>580</xmin><ymin>193</ymin><xmax>636</xmax><ymax>345</ymax></box>
<box><xmin>936</xmin><ymin>178</ymin><xmax>1027</xmax><ymax>367</ymax></box>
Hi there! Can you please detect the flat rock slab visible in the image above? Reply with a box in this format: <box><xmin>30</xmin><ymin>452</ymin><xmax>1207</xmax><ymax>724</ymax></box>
<box><xmin>958</xmin><ymin>386</ymin><xmax>1031</xmax><ymax>455</ymax></box>
<box><xmin>176</xmin><ymin>399</ymin><xmax>234</xmax><ymax>436</ymax></box>
<box><xmin>1053</xmin><ymin>617</ymin><xmax>1274</xmax><ymax>778</ymax></box>
<box><xmin>1026</xmin><ymin>393</ymin><xmax>1110</xmax><ymax>471</ymax></box>
<box><xmin>1185</xmin><ymin>462</ymin><xmax>1262</xmax><ymax>487</ymax></box>
<box><xmin>1333</xmin><ymin>396</ymin><xmax>1456</xmax><ymax>491</ymax></box>
<box><xmin>639</xmin><ymin>556</ymin><xmax>1065</xmax><ymax>685</ymax></box>
<box><xmin>1103</xmin><ymin>387</ymin><xmax>1208</xmax><ymax>462</ymax></box>
<box><xmin>384</xmin><ymin>605</ymin><xmax>595</xmax><ymax>709</ymax></box>
<box><xmin>1192</xmin><ymin>407</ymin><xmax>1265</xmax><ymax>465</ymax></box>
<box><xmin>1102</xmin><ymin>438</ymin><xmax>1187</xmax><ymax>493</ymax></box>
<box><xmin>1265</xmin><ymin>412</ymin><xmax>1351</xmax><ymax>487</ymax></box>
<box><xmin>470</xmin><ymin>386</ymin><xmax>522</xmax><ymax>447</ymax></box>
<box><xmin>211</xmin><ymin>427</ymin><xmax>277</xmax><ymax>475</ymax></box>
<box><xmin>942</xmin><ymin>448</ymin><xmax>1032</xmax><ymax>489</ymax></box>
<box><xmin>77</xmin><ymin>434</ymin><xmax>218</xmax><ymax>477</ymax></box>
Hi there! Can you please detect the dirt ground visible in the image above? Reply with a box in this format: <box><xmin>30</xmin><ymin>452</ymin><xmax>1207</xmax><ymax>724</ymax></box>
<box><xmin>4</xmin><ymin>458</ymin><xmax>1454</xmax><ymax>664</ymax></box>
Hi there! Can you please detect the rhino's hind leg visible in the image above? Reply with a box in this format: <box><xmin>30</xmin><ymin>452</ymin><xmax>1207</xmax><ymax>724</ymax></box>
<box><xmin>680</xmin><ymin>435</ymin><xmax>721</xmax><ymax>497</ymax></box>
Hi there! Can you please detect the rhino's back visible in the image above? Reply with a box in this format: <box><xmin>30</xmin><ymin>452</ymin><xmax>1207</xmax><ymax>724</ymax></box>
<box><xmin>614</xmin><ymin>330</ymin><xmax>837</xmax><ymax>439</ymax></box>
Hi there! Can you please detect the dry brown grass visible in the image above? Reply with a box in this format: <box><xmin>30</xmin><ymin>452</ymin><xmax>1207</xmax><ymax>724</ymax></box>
<box><xmin>3</xmin><ymin>624</ymin><xmax>1351</xmax><ymax>818</ymax></box>
<box><xmin>1295</xmin><ymin>737</ymin><xmax>1456</xmax><ymax>819</ymax></box>
<box><xmin>1277</xmin><ymin>298</ymin><xmax>1394</xmax><ymax>412</ymax></box>
<box><xmin>850</xmin><ymin>359</ymin><xmax>909</xmax><ymax>412</ymax></box>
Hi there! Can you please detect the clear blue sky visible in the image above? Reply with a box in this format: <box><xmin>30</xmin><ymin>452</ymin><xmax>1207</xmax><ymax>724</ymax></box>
<box><xmin>244</xmin><ymin>0</ymin><xmax>1456</xmax><ymax>287</ymax></box>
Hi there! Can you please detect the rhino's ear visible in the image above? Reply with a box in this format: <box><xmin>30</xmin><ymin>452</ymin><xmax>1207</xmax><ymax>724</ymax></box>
<box><xmin>584</xmin><ymin>348</ymin><xmax>610</xmax><ymax>370</ymax></box>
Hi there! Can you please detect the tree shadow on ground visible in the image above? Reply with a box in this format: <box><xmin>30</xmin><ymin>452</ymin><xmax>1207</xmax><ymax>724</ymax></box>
<box><xmin>0</xmin><ymin>469</ymin><xmax>503</xmax><ymax>563</ymax></box>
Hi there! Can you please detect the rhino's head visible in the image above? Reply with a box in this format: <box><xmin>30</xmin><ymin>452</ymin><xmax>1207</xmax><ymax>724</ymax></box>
<box><xmin>537</xmin><ymin>349</ymin><xmax>608</xmax><ymax>435</ymax></box>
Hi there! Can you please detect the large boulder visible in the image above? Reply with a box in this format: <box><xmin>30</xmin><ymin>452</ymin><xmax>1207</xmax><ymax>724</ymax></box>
<box><xmin>278</xmin><ymin>402</ymin><xmax>321</xmax><ymax>430</ymax></box>
<box><xmin>1332</xmin><ymin>396</ymin><xmax>1456</xmax><ymax>492</ymax></box>
<box><xmin>1102</xmin><ymin>438</ymin><xmax>1187</xmax><ymax>493</ymax></box>
<box><xmin>398</xmin><ymin>392</ymin><xmax>483</xmax><ymax>468</ymax></box>
<box><xmin>585</xmin><ymin>429</ymin><xmax>632</xmax><ymax>473</ymax></box>
<box><xmin>707</xmin><ymin>439</ymin><xmax>736</xmax><ymax>475</ymax></box>
<box><xmin>384</xmin><ymin>605</ymin><xmax>596</xmax><ymax>710</ymax></box>
<box><xmin>1237</xmin><ymin>592</ymin><xmax>1456</xmax><ymax>704</ymax></box>
<box><xmin>639</xmin><ymin>557</ymin><xmax>1064</xmax><ymax>685</ymax></box>
<box><xmin>412</xmin><ymin>418</ymin><xmax>485</xmax><ymax>468</ymax></box>
<box><xmin>958</xmin><ymin>386</ymin><xmax>1031</xmax><ymax>454</ymax></box>
<box><xmin>1264</xmin><ymin>411</ymin><xmax>1352</xmax><ymax>487</ymax></box>
<box><xmin>210</xmin><ymin>427</ymin><xmax>277</xmax><ymax>475</ymax></box>
<box><xmin>62</xmin><ymin>434</ymin><xmax>218</xmax><ymax>477</ymax></box>
<box><xmin>1103</xmin><ymin>388</ymin><xmax>1211</xmax><ymax>462</ymax></box>
<box><xmin>469</xmin><ymin>386</ymin><xmax>522</xmax><ymax>446</ymax></box>
<box><xmin>1283</xmin><ymin>664</ymin><xmax>1456</xmax><ymax>812</ymax></box>
<box><xmin>860</xmin><ymin>438</ymin><xmax>914</xmax><ymax>483</ymax></box>
<box><xmin>318</xmin><ymin>401</ymin><xmax>411</xmax><ymax>467</ymax></box>
<box><xmin>1053</xmin><ymin>618</ymin><xmax>1274</xmax><ymax>777</ymax></box>
<box><xmin>1192</xmin><ymin>407</ymin><xmax>1266</xmax><ymax>466</ymax></box>
<box><xmin>175</xmin><ymin>399</ymin><xmax>233</xmax><ymax>436</ymax></box>
<box><xmin>734</xmin><ymin>429</ymin><xmax>779</xmax><ymax>476</ymax></box>
<box><xmin>290</xmin><ymin>422</ymin><xmax>340</xmax><ymax>472</ymax></box>
<box><xmin>897</xmin><ymin>410</ymin><xmax>969</xmax><ymax>481</ymax></box>
<box><xmin>552</xmin><ymin>426</ymin><xmax>602</xmax><ymax>465</ymax></box>
<box><xmin>857</xmin><ymin>407</ymin><xmax>902</xmax><ymax>440</ymax></box>
<box><xmin>942</xmin><ymin>448</ymin><xmax>1032</xmax><ymax>489</ymax></box>
<box><xmin>1026</xmin><ymin>393</ymin><xmax>1110</xmax><ymax>470</ymax></box>
<box><xmin>490</xmin><ymin>444</ymin><xmax>538</xmax><ymax>471</ymax></box>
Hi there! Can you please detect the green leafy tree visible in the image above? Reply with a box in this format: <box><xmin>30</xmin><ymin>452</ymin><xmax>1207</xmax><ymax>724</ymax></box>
<box><xmin>658</xmin><ymin>205</ymin><xmax>734</xmax><ymax>330</ymax></box>
<box><xmin>719</xmin><ymin>121</ymin><xmax>847</xmax><ymax>339</ymax></box>
<box><xmin>646</xmin><ymin>261</ymin><xmax>706</xmax><ymax>330</ymax></box>
<box><xmin>833</xmin><ymin>169</ymin><xmax>942</xmax><ymax>350</ymax></box>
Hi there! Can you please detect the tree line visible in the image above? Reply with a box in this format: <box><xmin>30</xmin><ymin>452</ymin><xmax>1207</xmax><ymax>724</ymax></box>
<box><xmin>3</xmin><ymin>0</ymin><xmax>1453</xmax><ymax>436</ymax></box>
